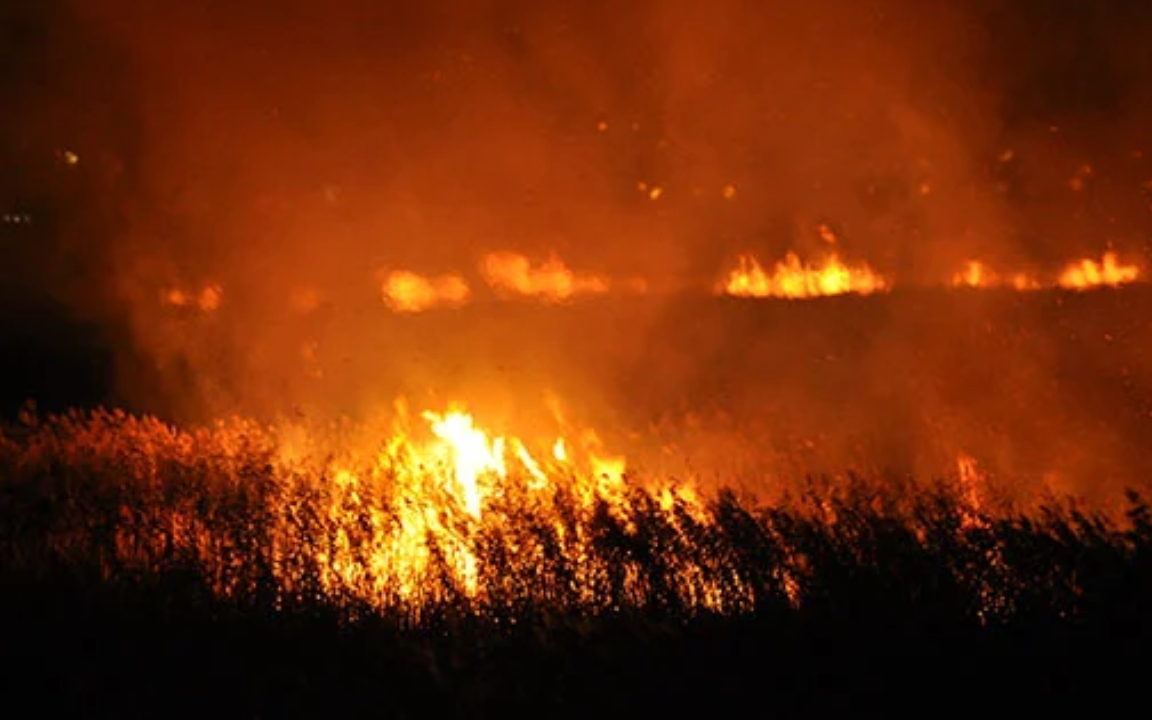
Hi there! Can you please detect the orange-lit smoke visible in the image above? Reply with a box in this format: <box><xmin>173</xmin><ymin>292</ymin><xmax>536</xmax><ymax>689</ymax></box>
<box><xmin>9</xmin><ymin>0</ymin><xmax>1150</xmax><ymax>502</ymax></box>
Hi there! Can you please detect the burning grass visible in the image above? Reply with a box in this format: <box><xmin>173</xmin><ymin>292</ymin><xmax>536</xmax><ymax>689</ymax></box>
<box><xmin>2</xmin><ymin>406</ymin><xmax>1150</xmax><ymax>624</ymax></box>
<box><xmin>717</xmin><ymin>251</ymin><xmax>891</xmax><ymax>299</ymax></box>
<box><xmin>3</xmin><ymin>406</ymin><xmax>1151</xmax><ymax>713</ymax></box>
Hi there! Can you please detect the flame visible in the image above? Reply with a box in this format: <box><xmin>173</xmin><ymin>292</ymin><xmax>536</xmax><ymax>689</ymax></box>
<box><xmin>951</xmin><ymin>261</ymin><xmax>1041</xmax><ymax>291</ymax></box>
<box><xmin>718</xmin><ymin>252</ymin><xmax>890</xmax><ymax>299</ymax></box>
<box><xmin>1</xmin><ymin>400</ymin><xmax>757</xmax><ymax>616</ymax></box>
<box><xmin>161</xmin><ymin>283</ymin><xmax>223</xmax><ymax>312</ymax></box>
<box><xmin>422</xmin><ymin>408</ymin><xmax>505</xmax><ymax>518</ymax></box>
<box><xmin>951</xmin><ymin>261</ymin><xmax>990</xmax><ymax>289</ymax></box>
<box><xmin>1057</xmin><ymin>252</ymin><xmax>1140</xmax><ymax>290</ymax></box>
<box><xmin>296</xmin><ymin>397</ymin><xmax>685</xmax><ymax>604</ymax></box>
<box><xmin>956</xmin><ymin>452</ymin><xmax>983</xmax><ymax>515</ymax></box>
<box><xmin>480</xmin><ymin>251</ymin><xmax>611</xmax><ymax>302</ymax></box>
<box><xmin>379</xmin><ymin>270</ymin><xmax>471</xmax><ymax>312</ymax></box>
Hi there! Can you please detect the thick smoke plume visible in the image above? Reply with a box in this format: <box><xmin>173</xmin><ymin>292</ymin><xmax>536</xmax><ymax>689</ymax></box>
<box><xmin>4</xmin><ymin>0</ymin><xmax>1152</xmax><ymax>498</ymax></box>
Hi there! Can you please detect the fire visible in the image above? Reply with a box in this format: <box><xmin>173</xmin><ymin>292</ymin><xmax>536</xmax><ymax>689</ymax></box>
<box><xmin>480</xmin><ymin>251</ymin><xmax>611</xmax><ymax>302</ymax></box>
<box><xmin>246</xmin><ymin>396</ymin><xmax>725</xmax><ymax>608</ymax></box>
<box><xmin>718</xmin><ymin>252</ymin><xmax>890</xmax><ymax>299</ymax></box>
<box><xmin>956</xmin><ymin>452</ymin><xmax>984</xmax><ymax>518</ymax></box>
<box><xmin>951</xmin><ymin>261</ymin><xmax>1041</xmax><ymax>291</ymax></box>
<box><xmin>951</xmin><ymin>253</ymin><xmax>1141</xmax><ymax>292</ymax></box>
<box><xmin>1</xmin><ymin>400</ymin><xmax>764</xmax><ymax>617</ymax></box>
<box><xmin>951</xmin><ymin>261</ymin><xmax>990</xmax><ymax>289</ymax></box>
<box><xmin>161</xmin><ymin>282</ymin><xmax>223</xmax><ymax>311</ymax></box>
<box><xmin>422</xmin><ymin>408</ymin><xmax>505</xmax><ymax>517</ymax></box>
<box><xmin>379</xmin><ymin>269</ymin><xmax>471</xmax><ymax>312</ymax></box>
<box><xmin>1057</xmin><ymin>252</ymin><xmax>1140</xmax><ymax>290</ymax></box>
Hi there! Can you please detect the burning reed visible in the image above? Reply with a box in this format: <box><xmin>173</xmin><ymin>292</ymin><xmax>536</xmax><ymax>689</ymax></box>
<box><xmin>2</xmin><ymin>406</ymin><xmax>1149</xmax><ymax>630</ymax></box>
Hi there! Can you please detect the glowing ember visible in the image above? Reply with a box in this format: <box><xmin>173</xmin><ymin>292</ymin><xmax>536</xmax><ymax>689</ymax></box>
<box><xmin>1057</xmin><ymin>252</ymin><xmax>1140</xmax><ymax>290</ymax></box>
<box><xmin>379</xmin><ymin>270</ymin><xmax>471</xmax><ymax>312</ymax></box>
<box><xmin>718</xmin><ymin>252</ymin><xmax>890</xmax><ymax>299</ymax></box>
<box><xmin>480</xmin><ymin>251</ymin><xmax>611</xmax><ymax>301</ymax></box>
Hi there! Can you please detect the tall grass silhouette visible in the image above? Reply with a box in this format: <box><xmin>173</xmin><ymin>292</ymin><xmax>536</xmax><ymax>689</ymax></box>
<box><xmin>1</xmin><ymin>407</ymin><xmax>1150</xmax><ymax>715</ymax></box>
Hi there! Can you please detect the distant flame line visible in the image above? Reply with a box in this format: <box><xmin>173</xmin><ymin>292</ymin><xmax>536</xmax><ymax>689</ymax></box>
<box><xmin>158</xmin><ymin>250</ymin><xmax>1145</xmax><ymax>316</ymax></box>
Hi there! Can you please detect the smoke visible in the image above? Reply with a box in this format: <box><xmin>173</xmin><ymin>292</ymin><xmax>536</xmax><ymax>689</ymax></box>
<box><xmin>5</xmin><ymin>0</ymin><xmax>1152</xmax><ymax>496</ymax></box>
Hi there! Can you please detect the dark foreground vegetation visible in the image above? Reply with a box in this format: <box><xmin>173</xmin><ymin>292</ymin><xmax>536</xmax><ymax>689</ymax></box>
<box><xmin>1</xmin><ymin>410</ymin><xmax>1150</xmax><ymax>717</ymax></box>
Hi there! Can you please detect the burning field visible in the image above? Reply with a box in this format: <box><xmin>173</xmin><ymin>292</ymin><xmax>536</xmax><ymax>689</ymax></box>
<box><xmin>4</xmin><ymin>0</ymin><xmax>1152</xmax><ymax>714</ymax></box>
<box><xmin>5</xmin><ymin>278</ymin><xmax>1152</xmax><ymax>713</ymax></box>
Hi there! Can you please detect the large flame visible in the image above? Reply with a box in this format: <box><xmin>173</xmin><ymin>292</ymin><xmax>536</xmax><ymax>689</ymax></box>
<box><xmin>6</xmin><ymin>403</ymin><xmax>1037</xmax><ymax>621</ymax></box>
<box><xmin>422</xmin><ymin>408</ymin><xmax>505</xmax><ymax>518</ymax></box>
<box><xmin>255</xmin><ymin>397</ymin><xmax>710</xmax><ymax>607</ymax></box>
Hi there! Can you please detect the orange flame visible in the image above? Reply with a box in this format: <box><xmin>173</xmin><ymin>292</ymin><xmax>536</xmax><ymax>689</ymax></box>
<box><xmin>1057</xmin><ymin>252</ymin><xmax>1140</xmax><ymax>290</ymax></box>
<box><xmin>379</xmin><ymin>270</ymin><xmax>471</xmax><ymax>312</ymax></box>
<box><xmin>161</xmin><ymin>283</ymin><xmax>223</xmax><ymax>312</ymax></box>
<box><xmin>480</xmin><ymin>252</ymin><xmax>611</xmax><ymax>302</ymax></box>
<box><xmin>29</xmin><ymin>395</ymin><xmax>717</xmax><ymax>611</ymax></box>
<box><xmin>718</xmin><ymin>252</ymin><xmax>890</xmax><ymax>299</ymax></box>
<box><xmin>295</xmin><ymin>398</ymin><xmax>694</xmax><ymax>603</ymax></box>
<box><xmin>951</xmin><ymin>261</ymin><xmax>1041</xmax><ymax>291</ymax></box>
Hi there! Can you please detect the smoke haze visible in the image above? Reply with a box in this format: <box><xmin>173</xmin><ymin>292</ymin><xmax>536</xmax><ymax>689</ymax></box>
<box><xmin>4</xmin><ymin>0</ymin><xmax>1152</xmax><ymax>498</ymax></box>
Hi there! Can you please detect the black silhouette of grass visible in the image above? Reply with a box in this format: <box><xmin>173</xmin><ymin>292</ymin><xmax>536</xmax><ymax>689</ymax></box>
<box><xmin>1</xmin><ymin>408</ymin><xmax>1149</xmax><ymax>716</ymax></box>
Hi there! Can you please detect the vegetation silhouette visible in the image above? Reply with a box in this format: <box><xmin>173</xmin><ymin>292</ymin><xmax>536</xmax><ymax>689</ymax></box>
<box><xmin>0</xmin><ymin>408</ymin><xmax>1149</xmax><ymax>716</ymax></box>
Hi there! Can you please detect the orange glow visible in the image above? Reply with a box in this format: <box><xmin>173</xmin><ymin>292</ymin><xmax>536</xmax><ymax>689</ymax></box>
<box><xmin>422</xmin><ymin>408</ymin><xmax>505</xmax><ymax>517</ymax></box>
<box><xmin>274</xmin><ymin>397</ymin><xmax>726</xmax><ymax>606</ymax></box>
<box><xmin>2</xmin><ymin>398</ymin><xmax>746</xmax><ymax>612</ymax></box>
<box><xmin>161</xmin><ymin>283</ymin><xmax>223</xmax><ymax>311</ymax></box>
<box><xmin>951</xmin><ymin>261</ymin><xmax>1041</xmax><ymax>291</ymax></box>
<box><xmin>718</xmin><ymin>252</ymin><xmax>890</xmax><ymax>299</ymax></box>
<box><xmin>379</xmin><ymin>270</ymin><xmax>471</xmax><ymax>312</ymax></box>
<box><xmin>479</xmin><ymin>251</ymin><xmax>611</xmax><ymax>302</ymax></box>
<box><xmin>956</xmin><ymin>452</ymin><xmax>984</xmax><ymax>519</ymax></box>
<box><xmin>289</xmin><ymin>286</ymin><xmax>323</xmax><ymax>314</ymax></box>
<box><xmin>4</xmin><ymin>402</ymin><xmax>744</xmax><ymax>615</ymax></box>
<box><xmin>1057</xmin><ymin>252</ymin><xmax>1140</xmax><ymax>290</ymax></box>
